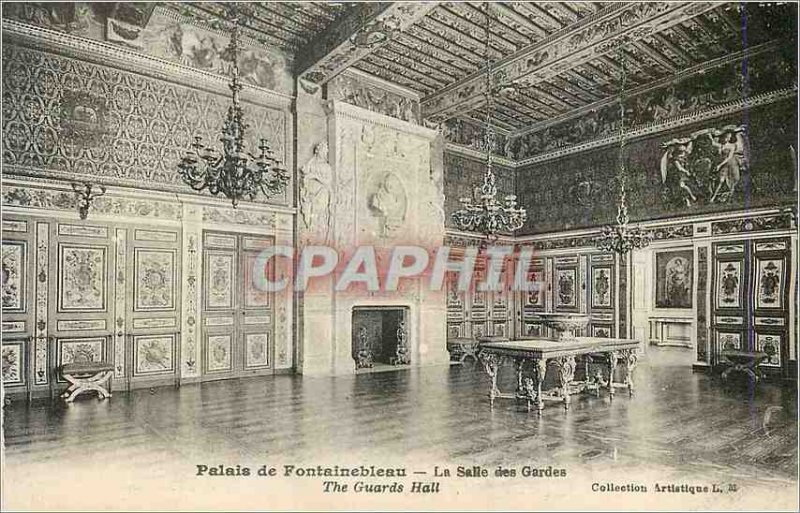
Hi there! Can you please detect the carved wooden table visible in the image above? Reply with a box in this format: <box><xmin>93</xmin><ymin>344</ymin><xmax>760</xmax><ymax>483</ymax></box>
<box><xmin>719</xmin><ymin>350</ymin><xmax>768</xmax><ymax>383</ymax></box>
<box><xmin>60</xmin><ymin>362</ymin><xmax>114</xmax><ymax>403</ymax></box>
<box><xmin>478</xmin><ymin>337</ymin><xmax>640</xmax><ymax>414</ymax></box>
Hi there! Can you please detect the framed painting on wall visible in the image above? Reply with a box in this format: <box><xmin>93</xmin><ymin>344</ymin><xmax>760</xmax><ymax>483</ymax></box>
<box><xmin>655</xmin><ymin>249</ymin><xmax>693</xmax><ymax>309</ymax></box>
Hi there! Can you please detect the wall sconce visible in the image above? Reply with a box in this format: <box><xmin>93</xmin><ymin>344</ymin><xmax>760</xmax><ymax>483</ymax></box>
<box><xmin>71</xmin><ymin>182</ymin><xmax>106</xmax><ymax>220</ymax></box>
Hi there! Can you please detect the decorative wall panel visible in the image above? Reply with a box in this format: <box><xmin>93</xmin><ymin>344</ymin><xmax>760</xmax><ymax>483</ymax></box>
<box><xmin>134</xmin><ymin>334</ymin><xmax>175</xmax><ymax>376</ymax></box>
<box><xmin>2</xmin><ymin>41</ymin><xmax>289</xmax><ymax>205</ymax></box>
<box><xmin>756</xmin><ymin>333</ymin><xmax>782</xmax><ymax>368</ymax></box>
<box><xmin>555</xmin><ymin>268</ymin><xmax>578</xmax><ymax>310</ymax></box>
<box><xmin>58</xmin><ymin>337</ymin><xmax>104</xmax><ymax>366</ymax></box>
<box><xmin>58</xmin><ymin>245</ymin><xmax>107</xmax><ymax>312</ymax></box>
<box><xmin>715</xmin><ymin>261</ymin><xmax>743</xmax><ymax>309</ymax></box>
<box><xmin>133</xmin><ymin>249</ymin><xmax>176</xmax><ymax>311</ymax></box>
<box><xmin>1</xmin><ymin>241</ymin><xmax>26</xmax><ymax>312</ymax></box>
<box><xmin>754</xmin><ymin>259</ymin><xmax>785</xmax><ymax>310</ymax></box>
<box><xmin>590</xmin><ymin>267</ymin><xmax>613</xmax><ymax>309</ymax></box>
<box><xmin>1</xmin><ymin>341</ymin><xmax>24</xmax><ymax>385</ymax></box>
<box><xmin>34</xmin><ymin>222</ymin><xmax>48</xmax><ymax>384</ymax></box>
<box><xmin>244</xmin><ymin>251</ymin><xmax>270</xmax><ymax>308</ymax></box>
<box><xmin>204</xmin><ymin>251</ymin><xmax>235</xmax><ymax>310</ymax></box>
<box><xmin>696</xmin><ymin>246</ymin><xmax>709</xmax><ymax>362</ymax></box>
<box><xmin>244</xmin><ymin>333</ymin><xmax>270</xmax><ymax>369</ymax></box>
<box><xmin>113</xmin><ymin>228</ymin><xmax>126</xmax><ymax>378</ymax></box>
<box><xmin>716</xmin><ymin>331</ymin><xmax>743</xmax><ymax>351</ymax></box>
<box><xmin>205</xmin><ymin>334</ymin><xmax>232</xmax><ymax>373</ymax></box>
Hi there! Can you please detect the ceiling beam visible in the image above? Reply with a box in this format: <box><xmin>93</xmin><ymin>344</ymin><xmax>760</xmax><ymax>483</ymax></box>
<box><xmin>421</xmin><ymin>2</ymin><xmax>722</xmax><ymax>122</ymax></box>
<box><xmin>296</xmin><ymin>2</ymin><xmax>436</xmax><ymax>86</ymax></box>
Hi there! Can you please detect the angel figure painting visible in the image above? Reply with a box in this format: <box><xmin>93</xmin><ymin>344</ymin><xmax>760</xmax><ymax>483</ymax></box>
<box><xmin>659</xmin><ymin>125</ymin><xmax>748</xmax><ymax>207</ymax></box>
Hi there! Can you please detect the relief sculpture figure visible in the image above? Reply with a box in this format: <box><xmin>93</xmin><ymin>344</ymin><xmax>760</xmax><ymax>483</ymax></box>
<box><xmin>299</xmin><ymin>142</ymin><xmax>333</xmax><ymax>243</ymax></box>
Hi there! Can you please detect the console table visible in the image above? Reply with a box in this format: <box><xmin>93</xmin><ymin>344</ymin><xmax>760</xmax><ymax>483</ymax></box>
<box><xmin>478</xmin><ymin>337</ymin><xmax>640</xmax><ymax>414</ymax></box>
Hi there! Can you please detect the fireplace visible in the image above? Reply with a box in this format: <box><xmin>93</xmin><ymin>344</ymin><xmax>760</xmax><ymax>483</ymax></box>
<box><xmin>352</xmin><ymin>307</ymin><xmax>410</xmax><ymax>369</ymax></box>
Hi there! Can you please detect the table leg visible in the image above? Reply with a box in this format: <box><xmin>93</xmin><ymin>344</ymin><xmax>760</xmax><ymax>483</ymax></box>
<box><xmin>479</xmin><ymin>352</ymin><xmax>500</xmax><ymax>409</ymax></box>
<box><xmin>534</xmin><ymin>358</ymin><xmax>547</xmax><ymax>415</ymax></box>
<box><xmin>621</xmin><ymin>349</ymin><xmax>638</xmax><ymax>396</ymax></box>
<box><xmin>608</xmin><ymin>351</ymin><xmax>619</xmax><ymax>399</ymax></box>
<box><xmin>555</xmin><ymin>356</ymin><xmax>576</xmax><ymax>410</ymax></box>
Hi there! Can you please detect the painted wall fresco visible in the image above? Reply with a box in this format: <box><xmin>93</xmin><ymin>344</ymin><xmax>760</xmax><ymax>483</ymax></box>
<box><xmin>508</xmin><ymin>48</ymin><xmax>797</xmax><ymax>160</ymax></box>
<box><xmin>443</xmin><ymin>152</ymin><xmax>515</xmax><ymax>231</ymax></box>
<box><xmin>2</xmin><ymin>3</ymin><xmax>293</xmax><ymax>93</ymax></box>
<box><xmin>2</xmin><ymin>41</ymin><xmax>289</xmax><ymax>205</ymax></box>
<box><xmin>442</xmin><ymin>118</ymin><xmax>511</xmax><ymax>159</ymax></box>
<box><xmin>515</xmin><ymin>97</ymin><xmax>797</xmax><ymax>235</ymax></box>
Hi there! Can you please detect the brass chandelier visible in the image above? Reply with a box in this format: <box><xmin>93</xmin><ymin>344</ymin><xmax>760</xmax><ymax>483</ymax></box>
<box><xmin>451</xmin><ymin>3</ymin><xmax>526</xmax><ymax>238</ymax></box>
<box><xmin>178</xmin><ymin>10</ymin><xmax>288</xmax><ymax>208</ymax></box>
<box><xmin>595</xmin><ymin>44</ymin><xmax>651</xmax><ymax>254</ymax></box>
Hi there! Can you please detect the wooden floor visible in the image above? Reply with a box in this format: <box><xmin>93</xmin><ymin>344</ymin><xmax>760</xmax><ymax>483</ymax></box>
<box><xmin>2</xmin><ymin>347</ymin><xmax>797</xmax><ymax>511</ymax></box>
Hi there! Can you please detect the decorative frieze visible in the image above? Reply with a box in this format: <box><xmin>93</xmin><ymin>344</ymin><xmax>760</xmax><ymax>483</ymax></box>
<box><xmin>202</xmin><ymin>206</ymin><xmax>277</xmax><ymax>228</ymax></box>
<box><xmin>711</xmin><ymin>212</ymin><xmax>794</xmax><ymax>235</ymax></box>
<box><xmin>3</xmin><ymin>186</ymin><xmax>183</xmax><ymax>221</ymax></box>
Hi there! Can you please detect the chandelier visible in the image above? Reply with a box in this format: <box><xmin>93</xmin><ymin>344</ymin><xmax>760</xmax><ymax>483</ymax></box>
<box><xmin>595</xmin><ymin>44</ymin><xmax>651</xmax><ymax>254</ymax></box>
<box><xmin>451</xmin><ymin>3</ymin><xmax>526</xmax><ymax>238</ymax></box>
<box><xmin>178</xmin><ymin>10</ymin><xmax>289</xmax><ymax>208</ymax></box>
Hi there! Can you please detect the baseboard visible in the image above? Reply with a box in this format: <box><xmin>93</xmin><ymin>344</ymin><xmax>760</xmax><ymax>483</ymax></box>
<box><xmin>692</xmin><ymin>362</ymin><xmax>712</xmax><ymax>374</ymax></box>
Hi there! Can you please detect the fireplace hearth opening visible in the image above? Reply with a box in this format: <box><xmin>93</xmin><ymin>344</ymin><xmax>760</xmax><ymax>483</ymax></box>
<box><xmin>352</xmin><ymin>307</ymin><xmax>410</xmax><ymax>370</ymax></box>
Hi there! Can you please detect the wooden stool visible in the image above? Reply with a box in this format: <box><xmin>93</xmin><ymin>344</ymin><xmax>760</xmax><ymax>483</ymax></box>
<box><xmin>719</xmin><ymin>350</ymin><xmax>768</xmax><ymax>383</ymax></box>
<box><xmin>60</xmin><ymin>362</ymin><xmax>114</xmax><ymax>403</ymax></box>
<box><xmin>447</xmin><ymin>338</ymin><xmax>480</xmax><ymax>364</ymax></box>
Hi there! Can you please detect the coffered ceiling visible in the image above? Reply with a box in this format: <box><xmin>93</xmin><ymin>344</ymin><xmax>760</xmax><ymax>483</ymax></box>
<box><xmin>96</xmin><ymin>1</ymin><xmax>800</xmax><ymax>137</ymax></box>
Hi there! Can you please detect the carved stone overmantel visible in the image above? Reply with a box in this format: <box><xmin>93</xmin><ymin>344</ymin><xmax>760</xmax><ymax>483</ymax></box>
<box><xmin>299</xmin><ymin>100</ymin><xmax>447</xmax><ymax>376</ymax></box>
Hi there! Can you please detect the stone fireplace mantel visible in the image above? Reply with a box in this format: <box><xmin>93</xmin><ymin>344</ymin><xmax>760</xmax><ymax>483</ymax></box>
<box><xmin>298</xmin><ymin>101</ymin><xmax>448</xmax><ymax>376</ymax></box>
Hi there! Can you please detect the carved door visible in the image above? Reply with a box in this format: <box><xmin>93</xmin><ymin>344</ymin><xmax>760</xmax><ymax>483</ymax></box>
<box><xmin>711</xmin><ymin>237</ymin><xmax>791</xmax><ymax>377</ymax></box>
<box><xmin>201</xmin><ymin>231</ymin><xmax>274</xmax><ymax>380</ymax></box>
<box><xmin>51</xmin><ymin>222</ymin><xmax>116</xmax><ymax>388</ymax></box>
<box><xmin>517</xmin><ymin>256</ymin><xmax>547</xmax><ymax>339</ymax></box>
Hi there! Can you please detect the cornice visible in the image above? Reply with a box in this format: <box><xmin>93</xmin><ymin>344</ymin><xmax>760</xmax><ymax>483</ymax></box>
<box><xmin>325</xmin><ymin>100</ymin><xmax>439</xmax><ymax>141</ymax></box>
<box><xmin>444</xmin><ymin>144</ymin><xmax>516</xmax><ymax>169</ymax></box>
<box><xmin>1</xmin><ymin>19</ymin><xmax>293</xmax><ymax>110</ymax></box>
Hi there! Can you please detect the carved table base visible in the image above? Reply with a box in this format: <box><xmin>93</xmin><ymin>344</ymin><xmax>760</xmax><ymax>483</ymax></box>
<box><xmin>478</xmin><ymin>338</ymin><xmax>640</xmax><ymax>415</ymax></box>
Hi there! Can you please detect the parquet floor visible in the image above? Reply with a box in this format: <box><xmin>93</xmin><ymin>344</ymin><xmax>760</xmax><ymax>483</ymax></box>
<box><xmin>1</xmin><ymin>347</ymin><xmax>797</xmax><ymax>511</ymax></box>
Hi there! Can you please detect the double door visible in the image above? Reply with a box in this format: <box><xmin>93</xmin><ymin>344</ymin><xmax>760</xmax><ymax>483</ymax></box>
<box><xmin>446</xmin><ymin>255</ymin><xmax>513</xmax><ymax>340</ymax></box>
<box><xmin>201</xmin><ymin>231</ymin><xmax>274</xmax><ymax>379</ymax></box>
<box><xmin>711</xmin><ymin>237</ymin><xmax>791</xmax><ymax>376</ymax></box>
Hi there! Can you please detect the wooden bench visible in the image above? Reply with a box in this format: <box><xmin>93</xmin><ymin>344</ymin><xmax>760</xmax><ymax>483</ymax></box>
<box><xmin>60</xmin><ymin>362</ymin><xmax>114</xmax><ymax>403</ymax></box>
<box><xmin>719</xmin><ymin>350</ymin><xmax>768</xmax><ymax>383</ymax></box>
